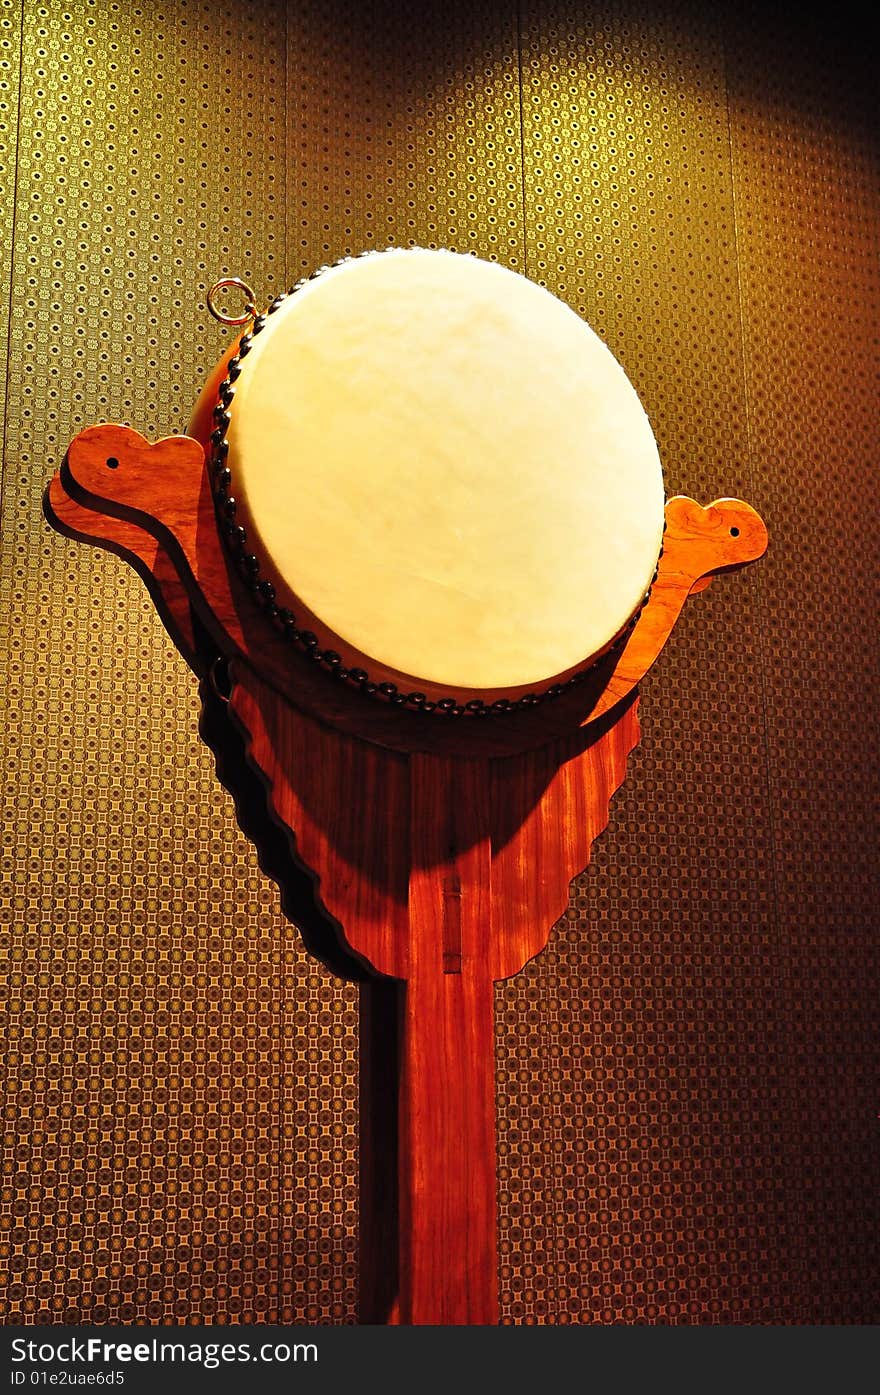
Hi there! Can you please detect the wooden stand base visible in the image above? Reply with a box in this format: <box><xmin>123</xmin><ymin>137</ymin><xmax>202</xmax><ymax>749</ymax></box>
<box><xmin>44</xmin><ymin>425</ymin><xmax>767</xmax><ymax>1324</ymax></box>
<box><xmin>226</xmin><ymin>662</ymin><xmax>640</xmax><ymax>1323</ymax></box>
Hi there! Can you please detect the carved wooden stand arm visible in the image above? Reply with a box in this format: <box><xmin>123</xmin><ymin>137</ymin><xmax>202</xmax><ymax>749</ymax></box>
<box><xmin>45</xmin><ymin>425</ymin><xmax>768</xmax><ymax>734</ymax></box>
<box><xmin>44</xmin><ymin>426</ymin><xmax>768</xmax><ymax>1325</ymax></box>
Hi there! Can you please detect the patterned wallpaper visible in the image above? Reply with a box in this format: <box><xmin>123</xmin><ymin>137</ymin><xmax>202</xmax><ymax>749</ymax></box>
<box><xmin>1</xmin><ymin>0</ymin><xmax>877</xmax><ymax>1323</ymax></box>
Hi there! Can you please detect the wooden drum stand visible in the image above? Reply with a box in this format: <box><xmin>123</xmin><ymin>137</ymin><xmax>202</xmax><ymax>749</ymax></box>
<box><xmin>46</xmin><ymin>423</ymin><xmax>766</xmax><ymax>1324</ymax></box>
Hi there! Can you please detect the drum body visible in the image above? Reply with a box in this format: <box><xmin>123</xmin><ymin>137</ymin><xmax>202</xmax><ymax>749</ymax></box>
<box><xmin>189</xmin><ymin>248</ymin><xmax>665</xmax><ymax>713</ymax></box>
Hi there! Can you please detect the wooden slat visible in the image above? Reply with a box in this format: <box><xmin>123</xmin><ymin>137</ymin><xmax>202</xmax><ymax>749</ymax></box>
<box><xmin>229</xmin><ymin>662</ymin><xmax>410</xmax><ymax>980</ymax></box>
<box><xmin>400</xmin><ymin>755</ymin><xmax>497</xmax><ymax>1324</ymax></box>
<box><xmin>44</xmin><ymin>472</ymin><xmax>198</xmax><ymax>667</ymax></box>
<box><xmin>489</xmin><ymin>700</ymin><xmax>640</xmax><ymax>981</ymax></box>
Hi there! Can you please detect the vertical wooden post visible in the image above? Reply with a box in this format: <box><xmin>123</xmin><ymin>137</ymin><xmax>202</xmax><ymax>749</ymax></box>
<box><xmin>397</xmin><ymin>756</ymin><xmax>499</xmax><ymax>1325</ymax></box>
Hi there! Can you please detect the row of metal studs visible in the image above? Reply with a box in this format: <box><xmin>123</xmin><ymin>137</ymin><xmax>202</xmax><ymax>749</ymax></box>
<box><xmin>207</xmin><ymin>254</ymin><xmax>662</xmax><ymax>717</ymax></box>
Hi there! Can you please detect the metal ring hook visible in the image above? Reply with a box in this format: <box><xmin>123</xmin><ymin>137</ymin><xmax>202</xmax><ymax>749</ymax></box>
<box><xmin>207</xmin><ymin>277</ymin><xmax>257</xmax><ymax>327</ymax></box>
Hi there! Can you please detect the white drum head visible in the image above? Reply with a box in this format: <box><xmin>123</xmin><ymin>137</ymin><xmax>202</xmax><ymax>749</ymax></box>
<box><xmin>212</xmin><ymin>249</ymin><xmax>664</xmax><ymax>707</ymax></box>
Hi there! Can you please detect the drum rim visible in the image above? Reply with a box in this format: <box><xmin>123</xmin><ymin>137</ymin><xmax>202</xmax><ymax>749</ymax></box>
<box><xmin>207</xmin><ymin>249</ymin><xmax>662</xmax><ymax>718</ymax></box>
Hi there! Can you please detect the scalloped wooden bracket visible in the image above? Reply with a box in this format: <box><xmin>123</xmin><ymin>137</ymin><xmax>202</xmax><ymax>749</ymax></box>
<box><xmin>44</xmin><ymin>425</ymin><xmax>768</xmax><ymax>1324</ymax></box>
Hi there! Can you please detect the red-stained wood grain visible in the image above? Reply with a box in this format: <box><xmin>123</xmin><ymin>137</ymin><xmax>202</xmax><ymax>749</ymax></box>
<box><xmin>44</xmin><ymin>471</ymin><xmax>199</xmax><ymax>669</ymax></box>
<box><xmin>223</xmin><ymin>661</ymin><xmax>640</xmax><ymax>985</ymax></box>
<box><xmin>401</xmin><ymin>756</ymin><xmax>497</xmax><ymax>1324</ymax></box>
<box><xmin>587</xmin><ymin>495</ymin><xmax>769</xmax><ymax>724</ymax></box>
<box><xmin>228</xmin><ymin>660</ymin><xmax>410</xmax><ymax>980</ymax></box>
<box><xmin>57</xmin><ymin>424</ymin><xmax>276</xmax><ymax>673</ymax></box>
<box><xmin>488</xmin><ymin>701</ymin><xmax>641</xmax><ymax>981</ymax></box>
<box><xmin>397</xmin><ymin>959</ymin><xmax>496</xmax><ymax>1324</ymax></box>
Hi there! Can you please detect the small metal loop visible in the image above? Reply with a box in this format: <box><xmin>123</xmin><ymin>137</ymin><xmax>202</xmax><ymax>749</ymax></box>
<box><xmin>207</xmin><ymin>277</ymin><xmax>257</xmax><ymax>327</ymax></box>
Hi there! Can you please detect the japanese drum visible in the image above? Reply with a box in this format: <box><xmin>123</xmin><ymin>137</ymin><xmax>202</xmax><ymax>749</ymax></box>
<box><xmin>190</xmin><ymin>248</ymin><xmax>665</xmax><ymax>714</ymax></box>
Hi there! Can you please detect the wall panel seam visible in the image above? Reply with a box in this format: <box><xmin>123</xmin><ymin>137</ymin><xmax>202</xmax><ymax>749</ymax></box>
<box><xmin>0</xmin><ymin>0</ymin><xmax>24</xmax><ymax>518</ymax></box>
<box><xmin>514</xmin><ymin>0</ymin><xmax>528</xmax><ymax>277</ymax></box>
<box><xmin>720</xmin><ymin>17</ymin><xmax>785</xmax><ymax>968</ymax></box>
<box><xmin>721</xmin><ymin>3</ymin><xmax>791</xmax><ymax>1317</ymax></box>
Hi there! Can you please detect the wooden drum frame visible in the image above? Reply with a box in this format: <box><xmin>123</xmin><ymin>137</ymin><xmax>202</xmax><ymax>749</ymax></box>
<box><xmin>44</xmin><ymin>257</ymin><xmax>767</xmax><ymax>1324</ymax></box>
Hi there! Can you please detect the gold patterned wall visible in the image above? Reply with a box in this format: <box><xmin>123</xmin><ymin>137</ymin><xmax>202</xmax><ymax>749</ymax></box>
<box><xmin>1</xmin><ymin>0</ymin><xmax>878</xmax><ymax>1324</ymax></box>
